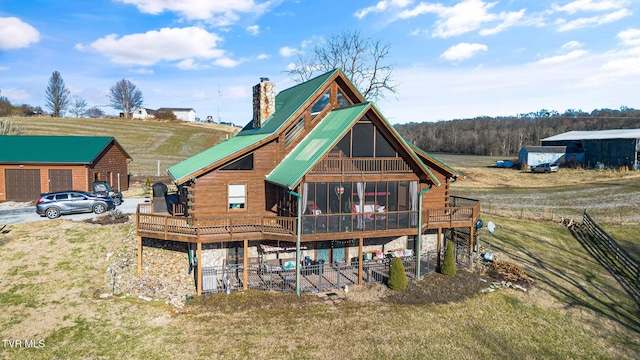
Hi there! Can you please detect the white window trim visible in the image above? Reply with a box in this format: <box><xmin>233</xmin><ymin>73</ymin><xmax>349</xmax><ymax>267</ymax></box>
<box><xmin>228</xmin><ymin>183</ymin><xmax>247</xmax><ymax>210</ymax></box>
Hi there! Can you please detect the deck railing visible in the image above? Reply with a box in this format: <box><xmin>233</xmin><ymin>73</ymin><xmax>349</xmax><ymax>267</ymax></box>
<box><xmin>136</xmin><ymin>204</ymin><xmax>297</xmax><ymax>239</ymax></box>
<box><xmin>310</xmin><ymin>157</ymin><xmax>413</xmax><ymax>174</ymax></box>
<box><xmin>137</xmin><ymin>197</ymin><xmax>480</xmax><ymax>241</ymax></box>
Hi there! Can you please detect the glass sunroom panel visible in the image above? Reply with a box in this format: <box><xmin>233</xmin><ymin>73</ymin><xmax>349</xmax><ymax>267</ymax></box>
<box><xmin>352</xmin><ymin>122</ymin><xmax>374</xmax><ymax>157</ymax></box>
<box><xmin>375</xmin><ymin>129</ymin><xmax>396</xmax><ymax>157</ymax></box>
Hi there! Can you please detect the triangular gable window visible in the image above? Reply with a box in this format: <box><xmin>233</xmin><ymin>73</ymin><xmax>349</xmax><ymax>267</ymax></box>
<box><xmin>337</xmin><ymin>89</ymin><xmax>350</xmax><ymax>108</ymax></box>
<box><xmin>311</xmin><ymin>90</ymin><xmax>330</xmax><ymax>119</ymax></box>
<box><xmin>330</xmin><ymin>116</ymin><xmax>398</xmax><ymax>157</ymax></box>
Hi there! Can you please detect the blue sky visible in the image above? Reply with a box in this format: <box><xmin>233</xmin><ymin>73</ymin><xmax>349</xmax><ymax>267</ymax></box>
<box><xmin>1</xmin><ymin>0</ymin><xmax>639</xmax><ymax>124</ymax></box>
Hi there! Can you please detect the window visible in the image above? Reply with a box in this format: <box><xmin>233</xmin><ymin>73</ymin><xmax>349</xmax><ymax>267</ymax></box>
<box><xmin>337</xmin><ymin>89</ymin><xmax>350</xmax><ymax>108</ymax></box>
<box><xmin>352</xmin><ymin>122</ymin><xmax>375</xmax><ymax>157</ymax></box>
<box><xmin>375</xmin><ymin>129</ymin><xmax>396</xmax><ymax>157</ymax></box>
<box><xmin>285</xmin><ymin>117</ymin><xmax>305</xmax><ymax>147</ymax></box>
<box><xmin>221</xmin><ymin>154</ymin><xmax>254</xmax><ymax>170</ymax></box>
<box><xmin>311</xmin><ymin>90</ymin><xmax>330</xmax><ymax>119</ymax></box>
<box><xmin>70</xmin><ymin>193</ymin><xmax>85</xmax><ymax>200</ymax></box>
<box><xmin>228</xmin><ymin>184</ymin><xmax>246</xmax><ymax>209</ymax></box>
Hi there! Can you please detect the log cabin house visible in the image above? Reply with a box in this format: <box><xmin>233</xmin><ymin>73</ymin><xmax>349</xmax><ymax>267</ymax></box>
<box><xmin>136</xmin><ymin>69</ymin><xmax>480</xmax><ymax>295</ymax></box>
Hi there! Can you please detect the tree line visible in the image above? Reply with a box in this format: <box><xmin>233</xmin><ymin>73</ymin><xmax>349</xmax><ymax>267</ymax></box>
<box><xmin>0</xmin><ymin>71</ymin><xmax>143</xmax><ymax>118</ymax></box>
<box><xmin>395</xmin><ymin>108</ymin><xmax>640</xmax><ymax>157</ymax></box>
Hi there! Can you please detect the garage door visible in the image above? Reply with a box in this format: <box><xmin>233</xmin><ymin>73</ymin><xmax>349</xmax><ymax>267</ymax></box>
<box><xmin>49</xmin><ymin>170</ymin><xmax>73</xmax><ymax>192</ymax></box>
<box><xmin>5</xmin><ymin>169</ymin><xmax>42</xmax><ymax>201</ymax></box>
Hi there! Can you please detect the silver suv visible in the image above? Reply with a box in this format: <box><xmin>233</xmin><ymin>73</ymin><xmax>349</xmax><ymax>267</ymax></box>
<box><xmin>531</xmin><ymin>163</ymin><xmax>559</xmax><ymax>173</ymax></box>
<box><xmin>35</xmin><ymin>191</ymin><xmax>115</xmax><ymax>219</ymax></box>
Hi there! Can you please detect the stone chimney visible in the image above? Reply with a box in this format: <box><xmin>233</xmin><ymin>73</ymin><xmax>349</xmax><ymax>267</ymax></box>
<box><xmin>252</xmin><ymin>77</ymin><xmax>276</xmax><ymax>129</ymax></box>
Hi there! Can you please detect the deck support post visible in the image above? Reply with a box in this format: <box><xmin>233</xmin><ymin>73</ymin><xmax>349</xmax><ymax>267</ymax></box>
<box><xmin>468</xmin><ymin>226</ymin><xmax>474</xmax><ymax>271</ymax></box>
<box><xmin>358</xmin><ymin>237</ymin><xmax>363</xmax><ymax>285</ymax></box>
<box><xmin>289</xmin><ymin>190</ymin><xmax>302</xmax><ymax>297</ymax></box>
<box><xmin>243</xmin><ymin>239</ymin><xmax>248</xmax><ymax>290</ymax></box>
<box><xmin>436</xmin><ymin>228</ymin><xmax>442</xmax><ymax>271</ymax></box>
<box><xmin>137</xmin><ymin>236</ymin><xmax>143</xmax><ymax>274</ymax></box>
<box><xmin>196</xmin><ymin>241</ymin><xmax>202</xmax><ymax>296</ymax></box>
<box><xmin>416</xmin><ymin>186</ymin><xmax>431</xmax><ymax>280</ymax></box>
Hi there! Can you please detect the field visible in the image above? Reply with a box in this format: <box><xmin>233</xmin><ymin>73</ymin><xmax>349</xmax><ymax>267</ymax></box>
<box><xmin>0</xmin><ymin>119</ymin><xmax>639</xmax><ymax>359</ymax></box>
<box><xmin>6</xmin><ymin>116</ymin><xmax>236</xmax><ymax>177</ymax></box>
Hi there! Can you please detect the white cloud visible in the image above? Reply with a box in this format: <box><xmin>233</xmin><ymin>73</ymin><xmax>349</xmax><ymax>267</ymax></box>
<box><xmin>116</xmin><ymin>0</ymin><xmax>271</xmax><ymax>26</ymax></box>
<box><xmin>129</xmin><ymin>68</ymin><xmax>155</xmax><ymax>74</ymax></box>
<box><xmin>246</xmin><ymin>25</ymin><xmax>260</xmax><ymax>36</ymax></box>
<box><xmin>0</xmin><ymin>17</ymin><xmax>40</xmax><ymax>50</ymax></box>
<box><xmin>479</xmin><ymin>9</ymin><xmax>525</xmax><ymax>35</ymax></box>
<box><xmin>279</xmin><ymin>46</ymin><xmax>298</xmax><ymax>57</ymax></box>
<box><xmin>410</xmin><ymin>28</ymin><xmax>429</xmax><ymax>36</ymax></box>
<box><xmin>213</xmin><ymin>57</ymin><xmax>240</xmax><ymax>68</ymax></box>
<box><xmin>552</xmin><ymin>0</ymin><xmax>629</xmax><ymax>15</ymax></box>
<box><xmin>536</xmin><ymin>50</ymin><xmax>588</xmax><ymax>64</ymax></box>
<box><xmin>557</xmin><ymin>8</ymin><xmax>631</xmax><ymax>31</ymax></box>
<box><xmin>396</xmin><ymin>0</ymin><xmax>526</xmax><ymax>38</ymax></box>
<box><xmin>562</xmin><ymin>40</ymin><xmax>584</xmax><ymax>49</ymax></box>
<box><xmin>0</xmin><ymin>66</ymin><xmax>8</xmax><ymax>71</ymax></box>
<box><xmin>1</xmin><ymin>88</ymin><xmax>31</xmax><ymax>102</ymax></box>
<box><xmin>440</xmin><ymin>42</ymin><xmax>488</xmax><ymax>62</ymax></box>
<box><xmin>617</xmin><ymin>28</ymin><xmax>640</xmax><ymax>46</ymax></box>
<box><xmin>256</xmin><ymin>53</ymin><xmax>270</xmax><ymax>60</ymax></box>
<box><xmin>75</xmin><ymin>27</ymin><xmax>225</xmax><ymax>66</ymax></box>
<box><xmin>176</xmin><ymin>58</ymin><xmax>208</xmax><ymax>70</ymax></box>
<box><xmin>355</xmin><ymin>0</ymin><xmax>413</xmax><ymax>19</ymax></box>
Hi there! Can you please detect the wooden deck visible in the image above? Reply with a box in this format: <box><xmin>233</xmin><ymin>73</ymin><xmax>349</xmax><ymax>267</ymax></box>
<box><xmin>136</xmin><ymin>197</ymin><xmax>480</xmax><ymax>244</ymax></box>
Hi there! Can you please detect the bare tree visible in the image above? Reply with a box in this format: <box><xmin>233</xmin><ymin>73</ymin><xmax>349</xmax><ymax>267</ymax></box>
<box><xmin>85</xmin><ymin>106</ymin><xmax>105</xmax><ymax>118</ymax></box>
<box><xmin>70</xmin><ymin>95</ymin><xmax>88</xmax><ymax>118</ymax></box>
<box><xmin>285</xmin><ymin>30</ymin><xmax>396</xmax><ymax>101</ymax></box>
<box><xmin>108</xmin><ymin>79</ymin><xmax>143</xmax><ymax>118</ymax></box>
<box><xmin>45</xmin><ymin>71</ymin><xmax>70</xmax><ymax>117</ymax></box>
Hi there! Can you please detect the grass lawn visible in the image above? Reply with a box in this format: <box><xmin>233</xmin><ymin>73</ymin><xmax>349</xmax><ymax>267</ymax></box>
<box><xmin>0</xmin><ymin>216</ymin><xmax>638</xmax><ymax>359</ymax></box>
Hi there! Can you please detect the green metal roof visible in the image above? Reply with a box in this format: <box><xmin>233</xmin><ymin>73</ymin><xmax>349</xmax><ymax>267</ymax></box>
<box><xmin>167</xmin><ymin>133</ymin><xmax>269</xmax><ymax>182</ymax></box>
<box><xmin>0</xmin><ymin>135</ymin><xmax>127</xmax><ymax>164</ymax></box>
<box><xmin>266</xmin><ymin>103</ymin><xmax>370</xmax><ymax>189</ymax></box>
<box><xmin>168</xmin><ymin>70</ymin><xmax>340</xmax><ymax>183</ymax></box>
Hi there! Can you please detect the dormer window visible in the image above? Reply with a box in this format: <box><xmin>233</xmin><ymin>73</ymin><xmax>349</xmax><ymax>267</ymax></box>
<box><xmin>311</xmin><ymin>90</ymin><xmax>331</xmax><ymax>119</ymax></box>
<box><xmin>221</xmin><ymin>154</ymin><xmax>254</xmax><ymax>170</ymax></box>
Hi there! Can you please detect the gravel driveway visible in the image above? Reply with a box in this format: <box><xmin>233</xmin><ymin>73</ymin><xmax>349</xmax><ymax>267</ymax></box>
<box><xmin>0</xmin><ymin>198</ymin><xmax>150</xmax><ymax>225</ymax></box>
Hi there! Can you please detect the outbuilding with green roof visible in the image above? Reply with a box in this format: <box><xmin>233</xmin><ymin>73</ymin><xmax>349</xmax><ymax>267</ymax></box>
<box><xmin>0</xmin><ymin>135</ymin><xmax>132</xmax><ymax>201</ymax></box>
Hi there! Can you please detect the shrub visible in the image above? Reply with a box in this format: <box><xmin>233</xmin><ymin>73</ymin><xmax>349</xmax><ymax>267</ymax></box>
<box><xmin>440</xmin><ymin>241</ymin><xmax>456</xmax><ymax>276</ymax></box>
<box><xmin>388</xmin><ymin>257</ymin><xmax>408</xmax><ymax>291</ymax></box>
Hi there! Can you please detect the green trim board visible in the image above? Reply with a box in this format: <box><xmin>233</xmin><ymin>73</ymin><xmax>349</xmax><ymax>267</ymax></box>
<box><xmin>0</xmin><ymin>135</ymin><xmax>131</xmax><ymax>164</ymax></box>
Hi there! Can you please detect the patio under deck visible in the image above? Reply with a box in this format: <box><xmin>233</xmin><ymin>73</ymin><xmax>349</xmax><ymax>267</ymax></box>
<box><xmin>135</xmin><ymin>197</ymin><xmax>480</xmax><ymax>295</ymax></box>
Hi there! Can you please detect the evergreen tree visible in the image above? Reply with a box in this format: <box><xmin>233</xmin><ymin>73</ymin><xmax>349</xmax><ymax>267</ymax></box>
<box><xmin>388</xmin><ymin>257</ymin><xmax>408</xmax><ymax>290</ymax></box>
<box><xmin>441</xmin><ymin>241</ymin><xmax>456</xmax><ymax>276</ymax></box>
